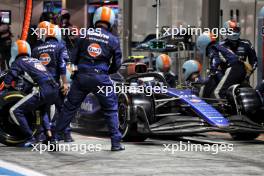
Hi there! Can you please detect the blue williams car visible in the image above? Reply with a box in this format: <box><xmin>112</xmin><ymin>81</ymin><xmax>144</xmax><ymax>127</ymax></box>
<box><xmin>73</xmin><ymin>62</ymin><xmax>264</xmax><ymax>142</ymax></box>
<box><xmin>0</xmin><ymin>62</ymin><xmax>263</xmax><ymax>145</ymax></box>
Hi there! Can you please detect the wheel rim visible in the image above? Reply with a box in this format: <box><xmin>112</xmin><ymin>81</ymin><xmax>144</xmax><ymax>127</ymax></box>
<box><xmin>118</xmin><ymin>103</ymin><xmax>128</xmax><ymax>132</ymax></box>
<box><xmin>118</xmin><ymin>94</ymin><xmax>130</xmax><ymax>137</ymax></box>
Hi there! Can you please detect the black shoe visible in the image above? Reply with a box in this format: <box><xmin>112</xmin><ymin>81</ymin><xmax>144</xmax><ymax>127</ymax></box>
<box><xmin>42</xmin><ymin>136</ymin><xmax>52</xmax><ymax>145</ymax></box>
<box><xmin>36</xmin><ymin>132</ymin><xmax>46</xmax><ymax>143</ymax></box>
<box><xmin>64</xmin><ymin>133</ymin><xmax>74</xmax><ymax>142</ymax></box>
<box><xmin>111</xmin><ymin>145</ymin><xmax>125</xmax><ymax>151</ymax></box>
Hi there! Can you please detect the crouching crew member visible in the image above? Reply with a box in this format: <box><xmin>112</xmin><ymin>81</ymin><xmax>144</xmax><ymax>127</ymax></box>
<box><xmin>4</xmin><ymin>40</ymin><xmax>59</xmax><ymax>147</ymax></box>
<box><xmin>55</xmin><ymin>6</ymin><xmax>125</xmax><ymax>151</ymax></box>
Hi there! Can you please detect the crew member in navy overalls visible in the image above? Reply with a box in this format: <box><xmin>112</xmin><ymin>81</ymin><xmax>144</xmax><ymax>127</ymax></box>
<box><xmin>55</xmin><ymin>6</ymin><xmax>124</xmax><ymax>151</ymax></box>
<box><xmin>196</xmin><ymin>32</ymin><xmax>246</xmax><ymax>99</ymax></box>
<box><xmin>32</xmin><ymin>21</ymin><xmax>73</xmax><ymax>142</ymax></box>
<box><xmin>221</xmin><ymin>20</ymin><xmax>257</xmax><ymax>81</ymax></box>
<box><xmin>4</xmin><ymin>40</ymin><xmax>59</xmax><ymax>147</ymax></box>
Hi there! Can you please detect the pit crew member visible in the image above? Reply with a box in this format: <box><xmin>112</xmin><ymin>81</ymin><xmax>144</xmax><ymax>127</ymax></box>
<box><xmin>4</xmin><ymin>40</ymin><xmax>59</xmax><ymax>147</ymax></box>
<box><xmin>196</xmin><ymin>32</ymin><xmax>246</xmax><ymax>99</ymax></box>
<box><xmin>32</xmin><ymin>21</ymin><xmax>73</xmax><ymax>142</ymax></box>
<box><xmin>221</xmin><ymin>20</ymin><xmax>258</xmax><ymax>80</ymax></box>
<box><xmin>55</xmin><ymin>6</ymin><xmax>124</xmax><ymax>151</ymax></box>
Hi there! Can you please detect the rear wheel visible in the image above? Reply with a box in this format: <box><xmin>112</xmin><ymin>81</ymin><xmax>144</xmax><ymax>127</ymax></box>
<box><xmin>230</xmin><ymin>133</ymin><xmax>260</xmax><ymax>140</ymax></box>
<box><xmin>118</xmin><ymin>93</ymin><xmax>147</xmax><ymax>142</ymax></box>
<box><xmin>0</xmin><ymin>91</ymin><xmax>41</xmax><ymax>146</ymax></box>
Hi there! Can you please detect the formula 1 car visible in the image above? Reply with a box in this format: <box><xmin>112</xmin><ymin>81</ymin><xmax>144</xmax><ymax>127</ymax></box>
<box><xmin>1</xmin><ymin>62</ymin><xmax>263</xmax><ymax>145</ymax></box>
<box><xmin>73</xmin><ymin>62</ymin><xmax>264</xmax><ymax>142</ymax></box>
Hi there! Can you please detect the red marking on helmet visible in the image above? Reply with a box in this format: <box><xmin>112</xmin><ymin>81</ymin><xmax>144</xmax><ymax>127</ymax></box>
<box><xmin>195</xmin><ymin>60</ymin><xmax>202</xmax><ymax>72</ymax></box>
<box><xmin>160</xmin><ymin>54</ymin><xmax>171</xmax><ymax>72</ymax></box>
<box><xmin>101</xmin><ymin>7</ymin><xmax>111</xmax><ymax>23</ymax></box>
<box><xmin>87</xmin><ymin>43</ymin><xmax>102</xmax><ymax>57</ymax></box>
<box><xmin>209</xmin><ymin>33</ymin><xmax>216</xmax><ymax>42</ymax></box>
<box><xmin>229</xmin><ymin>20</ymin><xmax>237</xmax><ymax>29</ymax></box>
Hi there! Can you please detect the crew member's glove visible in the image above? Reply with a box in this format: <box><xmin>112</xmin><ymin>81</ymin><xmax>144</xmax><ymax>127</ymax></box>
<box><xmin>62</xmin><ymin>83</ymin><xmax>70</xmax><ymax>95</ymax></box>
<box><xmin>244</xmin><ymin>62</ymin><xmax>253</xmax><ymax>76</ymax></box>
<box><xmin>69</xmin><ymin>64</ymin><xmax>78</xmax><ymax>80</ymax></box>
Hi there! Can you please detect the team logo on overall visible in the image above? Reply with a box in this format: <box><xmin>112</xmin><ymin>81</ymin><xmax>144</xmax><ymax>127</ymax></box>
<box><xmin>39</xmin><ymin>53</ymin><xmax>51</xmax><ymax>65</ymax></box>
<box><xmin>34</xmin><ymin>63</ymin><xmax>47</xmax><ymax>72</ymax></box>
<box><xmin>87</xmin><ymin>43</ymin><xmax>102</xmax><ymax>57</ymax></box>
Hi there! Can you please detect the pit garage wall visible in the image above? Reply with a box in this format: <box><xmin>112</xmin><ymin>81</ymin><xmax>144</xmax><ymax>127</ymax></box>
<box><xmin>131</xmin><ymin>0</ymin><xmax>202</xmax><ymax>42</ymax></box>
<box><xmin>129</xmin><ymin>0</ymin><xmax>263</xmax><ymax>86</ymax></box>
<box><xmin>221</xmin><ymin>0</ymin><xmax>264</xmax><ymax>87</ymax></box>
<box><xmin>130</xmin><ymin>0</ymin><xmax>203</xmax><ymax>78</ymax></box>
<box><xmin>0</xmin><ymin>0</ymin><xmax>25</xmax><ymax>40</ymax></box>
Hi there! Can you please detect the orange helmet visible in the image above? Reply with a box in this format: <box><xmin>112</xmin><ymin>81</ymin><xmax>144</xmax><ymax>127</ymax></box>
<box><xmin>10</xmin><ymin>40</ymin><xmax>31</xmax><ymax>66</ymax></box>
<box><xmin>38</xmin><ymin>21</ymin><xmax>61</xmax><ymax>41</ymax></box>
<box><xmin>156</xmin><ymin>54</ymin><xmax>172</xmax><ymax>72</ymax></box>
<box><xmin>93</xmin><ymin>6</ymin><xmax>116</xmax><ymax>28</ymax></box>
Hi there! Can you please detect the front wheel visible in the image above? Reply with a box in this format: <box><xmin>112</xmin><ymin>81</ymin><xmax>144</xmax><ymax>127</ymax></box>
<box><xmin>230</xmin><ymin>133</ymin><xmax>260</xmax><ymax>140</ymax></box>
<box><xmin>0</xmin><ymin>91</ymin><xmax>41</xmax><ymax>146</ymax></box>
<box><xmin>118</xmin><ymin>93</ymin><xmax>147</xmax><ymax>142</ymax></box>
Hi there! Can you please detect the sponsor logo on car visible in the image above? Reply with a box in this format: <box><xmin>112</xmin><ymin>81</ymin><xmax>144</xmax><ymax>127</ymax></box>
<box><xmin>190</xmin><ymin>98</ymin><xmax>201</xmax><ymax>103</ymax></box>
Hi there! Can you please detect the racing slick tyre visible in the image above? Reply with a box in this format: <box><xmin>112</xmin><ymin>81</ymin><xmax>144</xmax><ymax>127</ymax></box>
<box><xmin>118</xmin><ymin>93</ymin><xmax>147</xmax><ymax>142</ymax></box>
<box><xmin>230</xmin><ymin>133</ymin><xmax>260</xmax><ymax>140</ymax></box>
<box><xmin>0</xmin><ymin>91</ymin><xmax>41</xmax><ymax>146</ymax></box>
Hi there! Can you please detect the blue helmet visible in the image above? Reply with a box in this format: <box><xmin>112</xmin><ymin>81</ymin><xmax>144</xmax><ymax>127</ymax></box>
<box><xmin>196</xmin><ymin>32</ymin><xmax>216</xmax><ymax>55</ymax></box>
<box><xmin>9</xmin><ymin>40</ymin><xmax>31</xmax><ymax>67</ymax></box>
<box><xmin>223</xmin><ymin>20</ymin><xmax>240</xmax><ymax>41</ymax></box>
<box><xmin>182</xmin><ymin>60</ymin><xmax>202</xmax><ymax>81</ymax></box>
<box><xmin>93</xmin><ymin>6</ymin><xmax>116</xmax><ymax>28</ymax></box>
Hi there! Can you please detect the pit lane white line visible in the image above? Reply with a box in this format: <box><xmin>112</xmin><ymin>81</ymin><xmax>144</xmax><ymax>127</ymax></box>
<box><xmin>0</xmin><ymin>160</ymin><xmax>46</xmax><ymax>176</ymax></box>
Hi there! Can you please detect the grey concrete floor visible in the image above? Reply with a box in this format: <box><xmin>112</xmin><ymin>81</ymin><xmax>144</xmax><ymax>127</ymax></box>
<box><xmin>0</xmin><ymin>132</ymin><xmax>264</xmax><ymax>176</ymax></box>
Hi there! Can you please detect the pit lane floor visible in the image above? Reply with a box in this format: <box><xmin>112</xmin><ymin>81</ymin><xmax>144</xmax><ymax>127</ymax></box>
<box><xmin>0</xmin><ymin>131</ymin><xmax>264</xmax><ymax>176</ymax></box>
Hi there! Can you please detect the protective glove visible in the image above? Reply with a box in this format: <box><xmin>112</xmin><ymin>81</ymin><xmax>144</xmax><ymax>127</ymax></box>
<box><xmin>61</xmin><ymin>83</ymin><xmax>70</xmax><ymax>95</ymax></box>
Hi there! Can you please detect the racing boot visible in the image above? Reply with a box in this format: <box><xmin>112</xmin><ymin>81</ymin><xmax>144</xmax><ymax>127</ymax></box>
<box><xmin>17</xmin><ymin>137</ymin><xmax>37</xmax><ymax>148</ymax></box>
<box><xmin>64</xmin><ymin>132</ymin><xmax>74</xmax><ymax>142</ymax></box>
<box><xmin>35</xmin><ymin>132</ymin><xmax>46</xmax><ymax>143</ymax></box>
<box><xmin>111</xmin><ymin>139</ymin><xmax>125</xmax><ymax>151</ymax></box>
<box><xmin>111</xmin><ymin>144</ymin><xmax>125</xmax><ymax>151</ymax></box>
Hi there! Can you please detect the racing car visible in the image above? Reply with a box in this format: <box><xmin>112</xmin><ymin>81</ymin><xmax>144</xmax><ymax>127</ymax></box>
<box><xmin>0</xmin><ymin>61</ymin><xmax>263</xmax><ymax>145</ymax></box>
<box><xmin>73</xmin><ymin>62</ymin><xmax>264</xmax><ymax>142</ymax></box>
